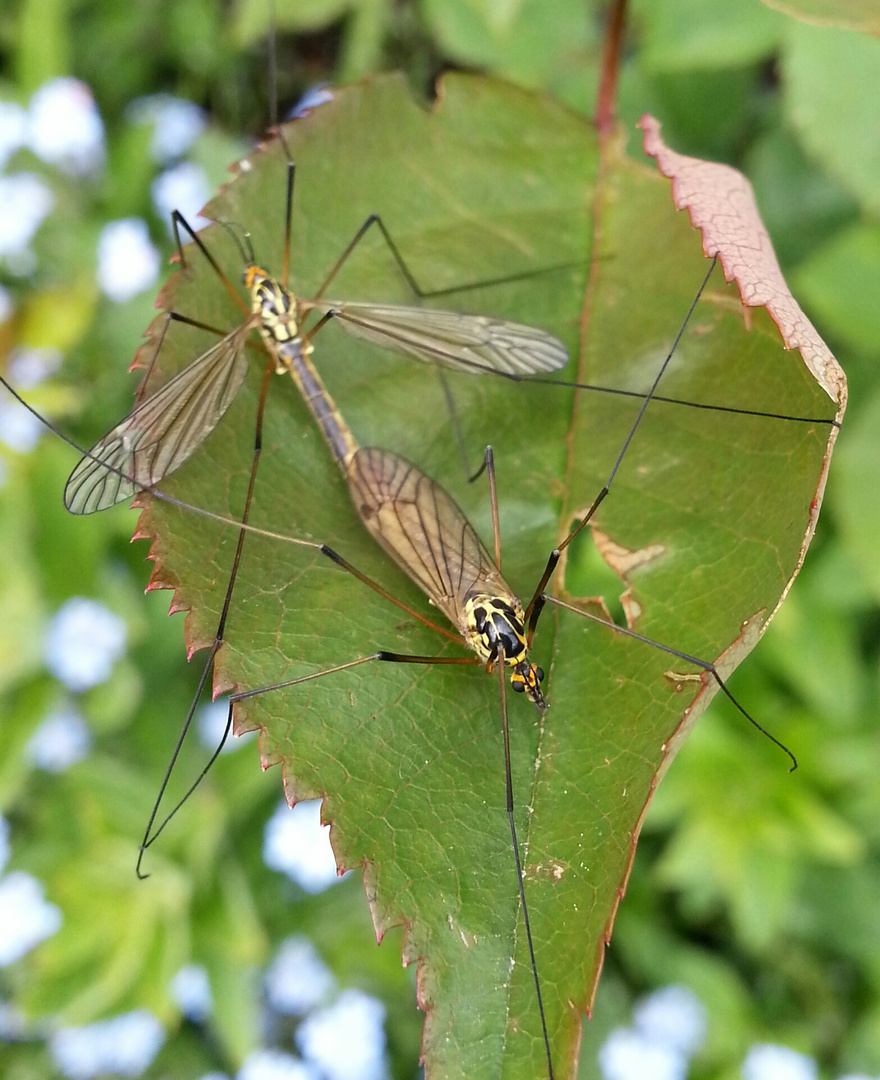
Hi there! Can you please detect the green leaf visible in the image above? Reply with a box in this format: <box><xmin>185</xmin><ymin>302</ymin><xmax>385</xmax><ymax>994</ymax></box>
<box><xmin>136</xmin><ymin>76</ymin><xmax>840</xmax><ymax>1079</ymax></box>
<box><xmin>831</xmin><ymin>381</ymin><xmax>880</xmax><ymax>603</ymax></box>
<box><xmin>420</xmin><ymin>0</ymin><xmax>599</xmax><ymax>104</ymax></box>
<box><xmin>782</xmin><ymin>20</ymin><xmax>880</xmax><ymax>216</ymax></box>
<box><xmin>792</xmin><ymin>222</ymin><xmax>880</xmax><ymax>361</ymax></box>
<box><xmin>632</xmin><ymin>0</ymin><xmax>785</xmax><ymax>72</ymax></box>
<box><xmin>745</xmin><ymin>128</ymin><xmax>859</xmax><ymax>268</ymax></box>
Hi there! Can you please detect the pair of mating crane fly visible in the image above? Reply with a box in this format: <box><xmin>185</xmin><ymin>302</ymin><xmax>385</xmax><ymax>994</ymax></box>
<box><xmin>4</xmin><ymin>144</ymin><xmax>836</xmax><ymax>1078</ymax></box>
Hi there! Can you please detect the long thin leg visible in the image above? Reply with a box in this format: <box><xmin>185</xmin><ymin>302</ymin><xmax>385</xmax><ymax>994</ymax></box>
<box><xmin>139</xmin><ymin>654</ymin><xmax>386</xmax><ymax>863</ymax></box>
<box><xmin>164</xmin><ymin>309</ymin><xmax>254</xmax><ymax>340</ymax></box>
<box><xmin>138</xmin><ymin>651</ymin><xmax>484</xmax><ymax>862</ymax></box>
<box><xmin>267</xmin><ymin>5</ymin><xmax>279</xmax><ymax>131</ymax></box>
<box><xmin>523</xmin><ymin>257</ymin><xmax>719</xmax><ymax>629</ymax></box>
<box><xmin>282</xmin><ymin>158</ymin><xmax>295</xmax><ymax>287</ymax></box>
<box><xmin>320</xmin><ymin>547</ymin><xmax>459</xmax><ymax>642</ymax></box>
<box><xmin>468</xmin><ymin>446</ymin><xmax>503</xmax><ymax>569</ymax></box>
<box><xmin>132</xmin><ymin>307</ymin><xmax>267</xmax><ymax>408</ymax></box>
<box><xmin>523</xmin><ymin>375</ymin><xmax>841</xmax><ymax>427</ymax></box>
<box><xmin>562</xmin><ymin>256</ymin><xmax>721</xmax><ymax>555</ymax></box>
<box><xmin>311</xmin><ymin>214</ymin><xmax>415</xmax><ymax>301</ymax></box>
<box><xmin>296</xmin><ymin>229</ymin><xmax>837</xmax><ymax>432</ymax></box>
<box><xmin>137</xmin><ymin>355</ymin><xmax>276</xmax><ymax>877</ymax></box>
<box><xmin>495</xmin><ymin>658</ymin><xmax>554</xmax><ymax>1080</ymax></box>
<box><xmin>484</xmin><ymin>446</ymin><xmax>503</xmax><ymax>571</ymax></box>
<box><xmin>513</xmin><ymin>252</ymin><xmax>794</xmax><ymax>771</ymax></box>
<box><xmin>134</xmin><ymin>308</ymin><xmax>176</xmax><ymax>406</ymax></box>
<box><xmin>309</xmin><ymin>210</ymin><xmax>575</xmax><ymax>304</ymax></box>
<box><xmin>171</xmin><ymin>210</ymin><xmax>250</xmax><ymax>316</ymax></box>
<box><xmin>135</xmin><ymin>539</ymin><xmax>471</xmax><ymax>872</ymax></box>
<box><xmin>437</xmin><ymin>369</ymin><xmax>472</xmax><ymax>480</ymax></box>
<box><xmin>544</xmin><ymin>594</ymin><xmax>797</xmax><ymax>770</ymax></box>
<box><xmin>213</xmin><ymin>634</ymin><xmax>555</xmax><ymax>1075</ymax></box>
<box><xmin>0</xmin><ymin>376</ymin><xmax>322</xmax><ymax>541</ymax></box>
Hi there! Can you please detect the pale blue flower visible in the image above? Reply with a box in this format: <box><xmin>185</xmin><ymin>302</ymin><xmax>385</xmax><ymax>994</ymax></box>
<box><xmin>28</xmin><ymin>78</ymin><xmax>105</xmax><ymax>176</ymax></box>
<box><xmin>0</xmin><ymin>872</ymin><xmax>62</xmax><ymax>966</ymax></box>
<box><xmin>96</xmin><ymin>219</ymin><xmax>160</xmax><ymax>303</ymax></box>
<box><xmin>263</xmin><ymin>800</ymin><xmax>341</xmax><ymax>893</ymax></box>
<box><xmin>44</xmin><ymin>598</ymin><xmax>127</xmax><ymax>692</ymax></box>
<box><xmin>0</xmin><ymin>173</ymin><xmax>53</xmax><ymax>258</ymax></box>
<box><xmin>634</xmin><ymin>985</ymin><xmax>707</xmax><ymax>1057</ymax></box>
<box><xmin>743</xmin><ymin>1044</ymin><xmax>818</xmax><ymax>1080</ymax></box>
<box><xmin>152</xmin><ymin>162</ymin><xmax>211</xmax><ymax>235</ymax></box>
<box><xmin>170</xmin><ymin>964</ymin><xmax>212</xmax><ymax>1022</ymax></box>
<box><xmin>237</xmin><ymin>1049</ymin><xmax>316</xmax><ymax>1080</ymax></box>
<box><xmin>599</xmin><ymin>1027</ymin><xmax>687</xmax><ymax>1080</ymax></box>
<box><xmin>49</xmin><ymin>1010</ymin><xmax>165</xmax><ymax>1079</ymax></box>
<box><xmin>265</xmin><ymin>936</ymin><xmax>335</xmax><ymax>1016</ymax></box>
<box><xmin>128</xmin><ymin>94</ymin><xmax>206</xmax><ymax>163</ymax></box>
<box><xmin>297</xmin><ymin>990</ymin><xmax>388</xmax><ymax>1080</ymax></box>
<box><xmin>26</xmin><ymin>705</ymin><xmax>91</xmax><ymax>772</ymax></box>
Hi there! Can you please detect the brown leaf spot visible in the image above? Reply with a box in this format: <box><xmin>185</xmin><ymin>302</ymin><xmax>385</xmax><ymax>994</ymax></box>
<box><xmin>527</xmin><ymin>857</ymin><xmax>568</xmax><ymax>883</ymax></box>
<box><xmin>620</xmin><ymin>592</ymin><xmax>642</xmax><ymax>627</ymax></box>
<box><xmin>592</xmin><ymin>527</ymin><xmax>665</xmax><ymax>578</ymax></box>
<box><xmin>662</xmin><ymin>669</ymin><xmax>703</xmax><ymax>694</ymax></box>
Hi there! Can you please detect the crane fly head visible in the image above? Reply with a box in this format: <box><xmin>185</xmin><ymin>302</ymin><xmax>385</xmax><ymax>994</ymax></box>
<box><xmin>464</xmin><ymin>593</ymin><xmax>546</xmax><ymax>711</ymax></box>
<box><xmin>243</xmin><ymin>263</ymin><xmax>270</xmax><ymax>293</ymax></box>
<box><xmin>510</xmin><ymin>658</ymin><xmax>547</xmax><ymax>711</ymax></box>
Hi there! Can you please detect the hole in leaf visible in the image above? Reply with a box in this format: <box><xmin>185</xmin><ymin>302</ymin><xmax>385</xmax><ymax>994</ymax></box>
<box><xmin>563</xmin><ymin>521</ymin><xmax>628</xmax><ymax>628</ymax></box>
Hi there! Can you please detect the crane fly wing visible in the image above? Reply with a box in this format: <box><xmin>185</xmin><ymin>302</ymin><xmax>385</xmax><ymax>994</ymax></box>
<box><xmin>309</xmin><ymin>300</ymin><xmax>568</xmax><ymax>376</ymax></box>
<box><xmin>345</xmin><ymin>447</ymin><xmax>505</xmax><ymax>629</ymax></box>
<box><xmin>65</xmin><ymin>322</ymin><xmax>254</xmax><ymax>514</ymax></box>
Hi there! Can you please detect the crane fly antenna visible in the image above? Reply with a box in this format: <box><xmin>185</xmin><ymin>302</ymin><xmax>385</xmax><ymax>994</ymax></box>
<box><xmin>217</xmin><ymin>220</ymin><xmax>256</xmax><ymax>267</ymax></box>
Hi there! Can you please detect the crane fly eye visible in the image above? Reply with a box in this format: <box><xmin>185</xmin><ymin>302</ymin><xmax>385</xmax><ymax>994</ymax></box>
<box><xmin>512</xmin><ymin>680</ymin><xmax>526</xmax><ymax>693</ymax></box>
<box><xmin>535</xmin><ymin>667</ymin><xmax>545</xmax><ymax>682</ymax></box>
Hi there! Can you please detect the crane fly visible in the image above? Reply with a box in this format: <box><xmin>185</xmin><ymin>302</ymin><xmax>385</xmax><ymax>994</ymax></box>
<box><xmin>61</xmin><ymin>200</ymin><xmax>569</xmax><ymax>514</ymax></box>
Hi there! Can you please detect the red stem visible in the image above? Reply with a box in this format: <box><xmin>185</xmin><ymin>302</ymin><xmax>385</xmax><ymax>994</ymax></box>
<box><xmin>595</xmin><ymin>0</ymin><xmax>628</xmax><ymax>140</ymax></box>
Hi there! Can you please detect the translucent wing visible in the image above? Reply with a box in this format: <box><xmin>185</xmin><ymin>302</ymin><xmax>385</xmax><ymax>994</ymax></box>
<box><xmin>65</xmin><ymin>323</ymin><xmax>253</xmax><ymax>514</ymax></box>
<box><xmin>345</xmin><ymin>446</ymin><xmax>512</xmax><ymax>630</ymax></box>
<box><xmin>308</xmin><ymin>300</ymin><xmax>568</xmax><ymax>376</ymax></box>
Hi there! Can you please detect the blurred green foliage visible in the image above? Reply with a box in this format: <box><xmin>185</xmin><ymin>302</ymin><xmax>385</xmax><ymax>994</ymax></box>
<box><xmin>1</xmin><ymin>0</ymin><xmax>879</xmax><ymax>1078</ymax></box>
